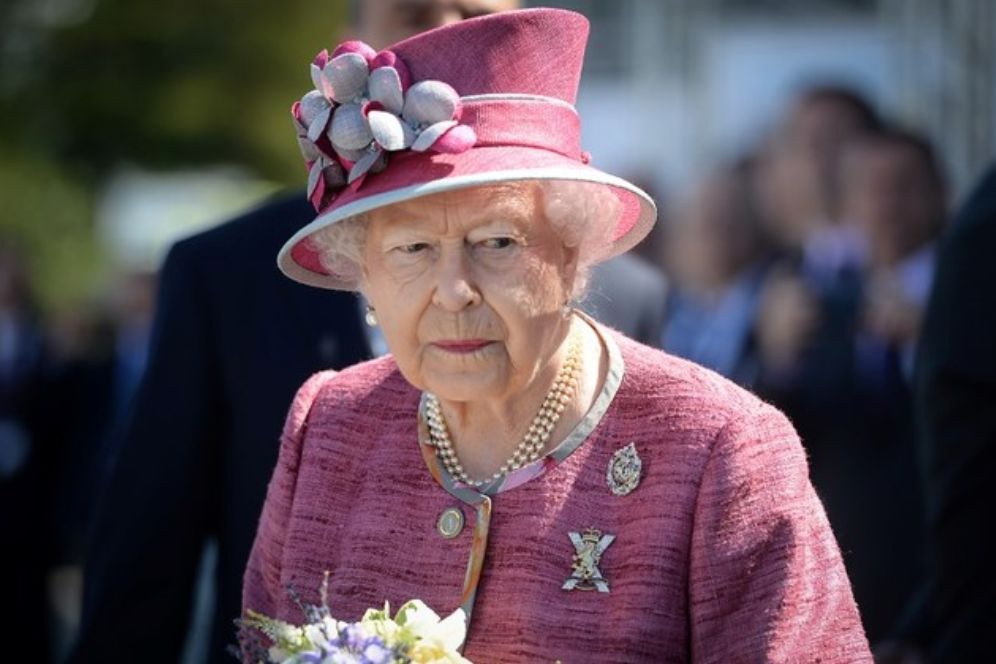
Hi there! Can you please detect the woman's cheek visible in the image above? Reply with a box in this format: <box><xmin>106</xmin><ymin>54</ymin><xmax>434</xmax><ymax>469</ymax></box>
<box><xmin>495</xmin><ymin>264</ymin><xmax>563</xmax><ymax>319</ymax></box>
<box><xmin>381</xmin><ymin>252</ymin><xmax>434</xmax><ymax>286</ymax></box>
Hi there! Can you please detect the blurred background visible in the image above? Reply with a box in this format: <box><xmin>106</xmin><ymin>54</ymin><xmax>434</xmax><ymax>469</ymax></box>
<box><xmin>1</xmin><ymin>0</ymin><xmax>994</xmax><ymax>661</ymax></box>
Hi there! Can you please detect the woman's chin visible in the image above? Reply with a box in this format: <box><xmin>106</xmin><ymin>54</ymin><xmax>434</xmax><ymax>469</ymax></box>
<box><xmin>421</xmin><ymin>363</ymin><xmax>507</xmax><ymax>403</ymax></box>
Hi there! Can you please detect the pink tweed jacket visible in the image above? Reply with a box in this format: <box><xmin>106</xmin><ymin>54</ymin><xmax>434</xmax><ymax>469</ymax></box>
<box><xmin>242</xmin><ymin>332</ymin><xmax>871</xmax><ymax>662</ymax></box>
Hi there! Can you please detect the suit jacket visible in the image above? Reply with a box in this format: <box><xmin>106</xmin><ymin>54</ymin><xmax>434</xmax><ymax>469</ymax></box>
<box><xmin>72</xmin><ymin>193</ymin><xmax>371</xmax><ymax>663</ymax></box>
<box><xmin>0</xmin><ymin>315</ymin><xmax>52</xmax><ymax>661</ymax></box>
<box><xmin>907</xmin><ymin>163</ymin><xmax>996</xmax><ymax>660</ymax></box>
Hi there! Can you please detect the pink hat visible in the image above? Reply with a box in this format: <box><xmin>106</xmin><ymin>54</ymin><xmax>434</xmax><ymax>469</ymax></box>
<box><xmin>279</xmin><ymin>8</ymin><xmax>657</xmax><ymax>290</ymax></box>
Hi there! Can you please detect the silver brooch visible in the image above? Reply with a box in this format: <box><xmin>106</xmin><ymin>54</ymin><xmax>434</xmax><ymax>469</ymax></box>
<box><xmin>606</xmin><ymin>442</ymin><xmax>642</xmax><ymax>496</ymax></box>
<box><xmin>562</xmin><ymin>527</ymin><xmax>615</xmax><ymax>593</ymax></box>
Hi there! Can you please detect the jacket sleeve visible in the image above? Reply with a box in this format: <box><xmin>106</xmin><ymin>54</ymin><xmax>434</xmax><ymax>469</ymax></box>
<box><xmin>240</xmin><ymin>371</ymin><xmax>330</xmax><ymax>638</ymax></box>
<box><xmin>688</xmin><ymin>402</ymin><xmax>872</xmax><ymax>663</ymax></box>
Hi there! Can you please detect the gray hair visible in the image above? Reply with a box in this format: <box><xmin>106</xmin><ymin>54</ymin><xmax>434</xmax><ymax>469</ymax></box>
<box><xmin>310</xmin><ymin>180</ymin><xmax>620</xmax><ymax>299</ymax></box>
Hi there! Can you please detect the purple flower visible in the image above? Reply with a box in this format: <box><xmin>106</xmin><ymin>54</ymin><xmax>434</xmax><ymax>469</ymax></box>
<box><xmin>308</xmin><ymin>623</ymin><xmax>394</xmax><ymax>664</ymax></box>
<box><xmin>339</xmin><ymin>623</ymin><xmax>367</xmax><ymax>651</ymax></box>
<box><xmin>360</xmin><ymin>641</ymin><xmax>393</xmax><ymax>664</ymax></box>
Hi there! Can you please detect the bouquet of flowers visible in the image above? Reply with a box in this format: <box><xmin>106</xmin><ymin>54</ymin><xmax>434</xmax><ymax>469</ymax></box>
<box><xmin>238</xmin><ymin>574</ymin><xmax>471</xmax><ymax>664</ymax></box>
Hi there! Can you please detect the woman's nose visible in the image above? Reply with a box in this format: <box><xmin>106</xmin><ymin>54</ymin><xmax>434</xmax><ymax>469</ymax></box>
<box><xmin>432</xmin><ymin>246</ymin><xmax>481</xmax><ymax>312</ymax></box>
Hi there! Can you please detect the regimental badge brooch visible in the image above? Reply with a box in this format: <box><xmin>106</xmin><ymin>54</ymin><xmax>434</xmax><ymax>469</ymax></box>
<box><xmin>607</xmin><ymin>442</ymin><xmax>642</xmax><ymax>496</ymax></box>
<box><xmin>562</xmin><ymin>527</ymin><xmax>615</xmax><ymax>593</ymax></box>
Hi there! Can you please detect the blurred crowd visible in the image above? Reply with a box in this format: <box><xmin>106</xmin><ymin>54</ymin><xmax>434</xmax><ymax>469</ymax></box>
<box><xmin>659</xmin><ymin>87</ymin><xmax>944</xmax><ymax>645</ymax></box>
<box><xmin>0</xmin><ymin>3</ymin><xmax>988</xmax><ymax>662</ymax></box>
<box><xmin>0</xmin><ymin>246</ymin><xmax>157</xmax><ymax>659</ymax></box>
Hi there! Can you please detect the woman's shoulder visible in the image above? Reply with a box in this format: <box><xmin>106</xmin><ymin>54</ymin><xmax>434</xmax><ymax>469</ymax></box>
<box><xmin>304</xmin><ymin>354</ymin><xmax>406</xmax><ymax>394</ymax></box>
<box><xmin>611</xmin><ymin>332</ymin><xmax>771</xmax><ymax>425</ymax></box>
<box><xmin>287</xmin><ymin>355</ymin><xmax>416</xmax><ymax>428</ymax></box>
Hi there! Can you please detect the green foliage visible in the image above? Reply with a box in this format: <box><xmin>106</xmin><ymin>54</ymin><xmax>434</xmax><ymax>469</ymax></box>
<box><xmin>14</xmin><ymin>0</ymin><xmax>349</xmax><ymax>179</ymax></box>
<box><xmin>0</xmin><ymin>149</ymin><xmax>106</xmax><ymax>310</ymax></box>
<box><xmin>0</xmin><ymin>0</ymin><xmax>350</xmax><ymax>310</ymax></box>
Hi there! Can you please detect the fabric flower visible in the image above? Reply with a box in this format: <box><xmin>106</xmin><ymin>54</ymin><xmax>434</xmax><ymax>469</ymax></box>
<box><xmin>292</xmin><ymin>40</ymin><xmax>477</xmax><ymax>210</ymax></box>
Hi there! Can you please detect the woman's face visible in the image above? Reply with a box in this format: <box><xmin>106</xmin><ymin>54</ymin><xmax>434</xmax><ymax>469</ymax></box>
<box><xmin>361</xmin><ymin>183</ymin><xmax>577</xmax><ymax>403</ymax></box>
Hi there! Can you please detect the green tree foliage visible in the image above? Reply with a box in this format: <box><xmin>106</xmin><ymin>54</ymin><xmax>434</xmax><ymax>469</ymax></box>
<box><xmin>0</xmin><ymin>150</ymin><xmax>104</xmax><ymax>310</ymax></box>
<box><xmin>5</xmin><ymin>0</ymin><xmax>350</xmax><ymax>178</ymax></box>
<box><xmin>0</xmin><ymin>0</ymin><xmax>349</xmax><ymax>309</ymax></box>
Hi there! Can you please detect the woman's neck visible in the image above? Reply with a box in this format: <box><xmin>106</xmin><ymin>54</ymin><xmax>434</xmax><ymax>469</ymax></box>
<box><xmin>435</xmin><ymin>315</ymin><xmax>607</xmax><ymax>481</ymax></box>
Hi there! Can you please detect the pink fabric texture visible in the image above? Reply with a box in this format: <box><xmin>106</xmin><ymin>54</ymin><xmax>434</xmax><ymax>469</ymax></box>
<box><xmin>242</xmin><ymin>333</ymin><xmax>871</xmax><ymax>662</ymax></box>
<box><xmin>390</xmin><ymin>8</ymin><xmax>586</xmax><ymax>104</ymax></box>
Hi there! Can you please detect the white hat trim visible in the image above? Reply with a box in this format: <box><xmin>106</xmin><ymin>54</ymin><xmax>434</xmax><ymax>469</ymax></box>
<box><xmin>461</xmin><ymin>93</ymin><xmax>578</xmax><ymax>113</ymax></box>
<box><xmin>278</xmin><ymin>165</ymin><xmax>656</xmax><ymax>290</ymax></box>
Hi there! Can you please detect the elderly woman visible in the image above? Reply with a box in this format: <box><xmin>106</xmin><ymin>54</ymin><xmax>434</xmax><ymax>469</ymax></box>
<box><xmin>243</xmin><ymin>9</ymin><xmax>871</xmax><ymax>662</ymax></box>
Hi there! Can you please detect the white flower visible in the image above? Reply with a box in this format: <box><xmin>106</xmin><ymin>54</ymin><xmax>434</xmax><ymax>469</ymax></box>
<box><xmin>395</xmin><ymin>601</ymin><xmax>470</xmax><ymax>664</ymax></box>
<box><xmin>292</xmin><ymin>40</ymin><xmax>478</xmax><ymax>202</ymax></box>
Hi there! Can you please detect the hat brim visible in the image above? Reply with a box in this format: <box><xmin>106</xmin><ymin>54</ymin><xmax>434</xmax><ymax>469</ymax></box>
<box><xmin>278</xmin><ymin>144</ymin><xmax>657</xmax><ymax>290</ymax></box>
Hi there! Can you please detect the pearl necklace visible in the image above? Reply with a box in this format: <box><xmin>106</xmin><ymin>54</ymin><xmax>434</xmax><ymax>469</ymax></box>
<box><xmin>425</xmin><ymin>334</ymin><xmax>583</xmax><ymax>488</ymax></box>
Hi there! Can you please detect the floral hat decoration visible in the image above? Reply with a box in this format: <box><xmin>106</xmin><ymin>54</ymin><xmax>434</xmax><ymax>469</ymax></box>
<box><xmin>280</xmin><ymin>8</ymin><xmax>657</xmax><ymax>290</ymax></box>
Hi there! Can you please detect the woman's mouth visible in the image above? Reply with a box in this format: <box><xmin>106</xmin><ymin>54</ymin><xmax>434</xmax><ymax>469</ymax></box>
<box><xmin>431</xmin><ymin>339</ymin><xmax>495</xmax><ymax>354</ymax></box>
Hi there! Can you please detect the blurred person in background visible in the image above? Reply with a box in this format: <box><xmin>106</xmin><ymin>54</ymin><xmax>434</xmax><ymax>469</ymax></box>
<box><xmin>753</xmin><ymin>85</ymin><xmax>881</xmax><ymax>398</ymax></box>
<box><xmin>72</xmin><ymin>194</ymin><xmax>372</xmax><ymax>664</ymax></box>
<box><xmin>752</xmin><ymin>96</ymin><xmax>882</xmax><ymax>593</ymax></box>
<box><xmin>102</xmin><ymin>271</ymin><xmax>157</xmax><ymax>424</ymax></box>
<box><xmin>757</xmin><ymin>85</ymin><xmax>881</xmax><ymax>265</ymax></box>
<box><xmin>42</xmin><ymin>269</ymin><xmax>157</xmax><ymax>658</ymax></box>
<box><xmin>844</xmin><ymin>128</ymin><xmax>946</xmax><ymax>400</ymax></box>
<box><xmin>661</xmin><ymin>158</ymin><xmax>771</xmax><ymax>385</ymax></box>
<box><xmin>0</xmin><ymin>240</ymin><xmax>51</xmax><ymax>661</ymax></box>
<box><xmin>846</xmin><ymin>129</ymin><xmax>945</xmax><ymax>377</ymax></box>
<box><xmin>753</xmin><ymin>86</ymin><xmax>942</xmax><ymax>643</ymax></box>
<box><xmin>820</xmin><ymin>126</ymin><xmax>946</xmax><ymax>644</ymax></box>
<box><xmin>71</xmin><ymin>1</ymin><xmax>520</xmax><ymax>663</ymax></box>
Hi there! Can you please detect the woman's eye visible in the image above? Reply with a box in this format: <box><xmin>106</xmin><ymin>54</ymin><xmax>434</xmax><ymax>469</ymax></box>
<box><xmin>480</xmin><ymin>237</ymin><xmax>515</xmax><ymax>250</ymax></box>
<box><xmin>398</xmin><ymin>242</ymin><xmax>430</xmax><ymax>254</ymax></box>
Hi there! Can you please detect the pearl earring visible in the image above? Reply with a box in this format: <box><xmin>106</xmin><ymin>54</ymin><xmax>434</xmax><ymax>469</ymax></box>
<box><xmin>365</xmin><ymin>306</ymin><xmax>378</xmax><ymax>327</ymax></box>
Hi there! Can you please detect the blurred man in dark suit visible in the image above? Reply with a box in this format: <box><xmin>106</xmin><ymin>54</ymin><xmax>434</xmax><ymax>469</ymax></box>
<box><xmin>0</xmin><ymin>241</ymin><xmax>51</xmax><ymax>661</ymax></box>
<box><xmin>71</xmin><ymin>2</ymin><xmax>521</xmax><ymax>663</ymax></box>
<box><xmin>72</xmin><ymin>194</ymin><xmax>371</xmax><ymax>663</ymax></box>
<box><xmin>823</xmin><ymin>127</ymin><xmax>945</xmax><ymax>642</ymax></box>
